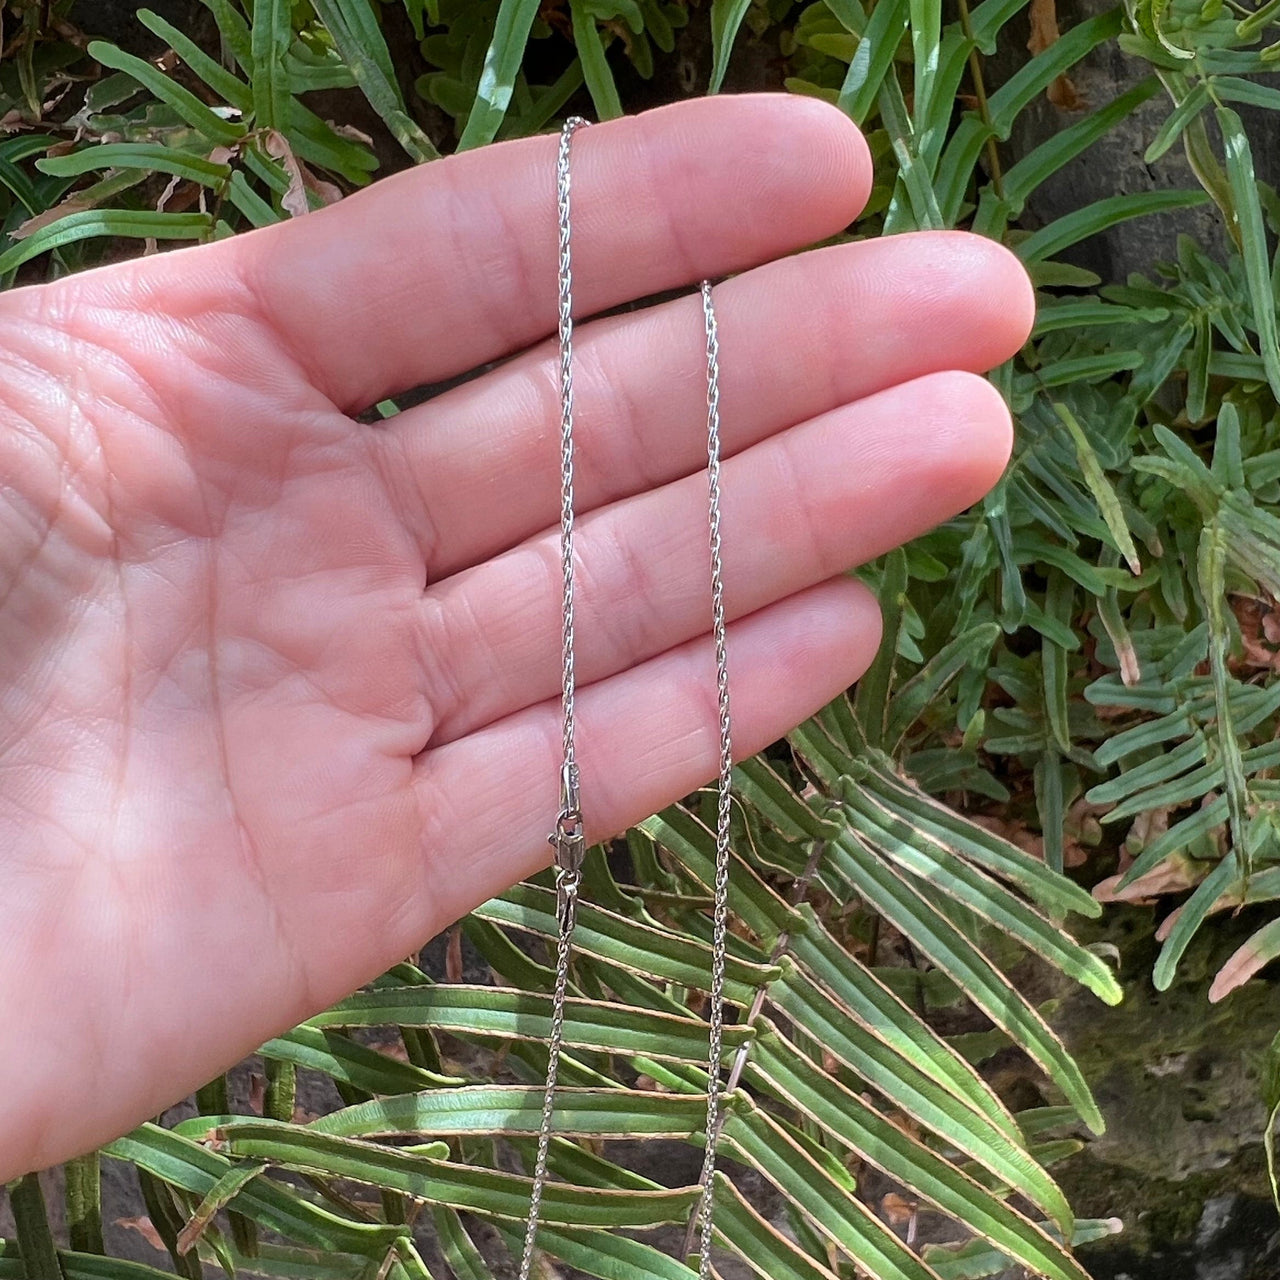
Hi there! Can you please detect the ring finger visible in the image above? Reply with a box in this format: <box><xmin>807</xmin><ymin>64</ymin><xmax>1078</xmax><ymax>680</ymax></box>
<box><xmin>419</xmin><ymin>368</ymin><xmax>1012</xmax><ymax>747</ymax></box>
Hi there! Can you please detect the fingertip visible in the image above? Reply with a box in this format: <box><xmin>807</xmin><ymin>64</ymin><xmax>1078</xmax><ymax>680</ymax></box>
<box><xmin>985</xmin><ymin>238</ymin><xmax>1037</xmax><ymax>349</ymax></box>
<box><xmin>957</xmin><ymin>233</ymin><xmax>1036</xmax><ymax>355</ymax></box>
<box><xmin>766</xmin><ymin>575</ymin><xmax>885</xmax><ymax>702</ymax></box>
<box><xmin>637</xmin><ymin>92</ymin><xmax>872</xmax><ymax>250</ymax></box>
<box><xmin>931</xmin><ymin>369</ymin><xmax>1016</xmax><ymax>498</ymax></box>
<box><xmin>752</xmin><ymin>92</ymin><xmax>874</xmax><ymax>228</ymax></box>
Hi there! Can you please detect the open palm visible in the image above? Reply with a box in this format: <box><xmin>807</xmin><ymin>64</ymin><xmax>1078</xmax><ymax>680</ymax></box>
<box><xmin>0</xmin><ymin>95</ymin><xmax>1032</xmax><ymax>1177</ymax></box>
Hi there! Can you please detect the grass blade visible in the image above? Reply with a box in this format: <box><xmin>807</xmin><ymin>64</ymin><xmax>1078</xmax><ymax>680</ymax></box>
<box><xmin>87</xmin><ymin>41</ymin><xmax>244</xmax><ymax>142</ymax></box>
<box><xmin>710</xmin><ymin>0</ymin><xmax>753</xmax><ymax>92</ymax></box>
<box><xmin>0</xmin><ymin>211</ymin><xmax>211</xmax><ymax>276</ymax></box>
<box><xmin>570</xmin><ymin>1</ymin><xmax>623</xmax><ymax>119</ymax></box>
<box><xmin>1216</xmin><ymin>106</ymin><xmax>1280</xmax><ymax>399</ymax></box>
<box><xmin>457</xmin><ymin>0</ymin><xmax>542</xmax><ymax>149</ymax></box>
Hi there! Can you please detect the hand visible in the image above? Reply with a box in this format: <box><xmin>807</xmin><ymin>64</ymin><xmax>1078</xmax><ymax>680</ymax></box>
<box><xmin>0</xmin><ymin>93</ymin><xmax>1031</xmax><ymax>1177</ymax></box>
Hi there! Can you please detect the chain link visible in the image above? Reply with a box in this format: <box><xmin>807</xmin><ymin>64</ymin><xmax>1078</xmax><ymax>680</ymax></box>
<box><xmin>557</xmin><ymin>116</ymin><xmax>587</xmax><ymax>772</ymax></box>
<box><xmin>518</xmin><ymin>114</ymin><xmax>589</xmax><ymax>1280</ymax></box>
<box><xmin>523</xmin><ymin>119</ymin><xmax>733</xmax><ymax>1280</ymax></box>
<box><xmin>694</xmin><ymin>279</ymin><xmax>733</xmax><ymax>1280</ymax></box>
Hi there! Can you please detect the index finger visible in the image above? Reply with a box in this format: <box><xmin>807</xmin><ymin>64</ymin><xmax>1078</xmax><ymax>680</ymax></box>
<box><xmin>235</xmin><ymin>94</ymin><xmax>872</xmax><ymax>413</ymax></box>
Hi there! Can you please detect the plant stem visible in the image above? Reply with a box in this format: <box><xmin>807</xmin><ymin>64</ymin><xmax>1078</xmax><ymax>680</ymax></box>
<box><xmin>10</xmin><ymin>1173</ymin><xmax>63</xmax><ymax>1279</ymax></box>
<box><xmin>955</xmin><ymin>0</ymin><xmax>1005</xmax><ymax>202</ymax></box>
<box><xmin>65</xmin><ymin>1154</ymin><xmax>104</xmax><ymax>1254</ymax></box>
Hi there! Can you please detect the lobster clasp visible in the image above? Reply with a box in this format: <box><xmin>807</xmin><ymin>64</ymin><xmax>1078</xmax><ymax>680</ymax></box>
<box><xmin>549</xmin><ymin>762</ymin><xmax>586</xmax><ymax>876</ymax></box>
<box><xmin>549</xmin><ymin>763</ymin><xmax>585</xmax><ymax>932</ymax></box>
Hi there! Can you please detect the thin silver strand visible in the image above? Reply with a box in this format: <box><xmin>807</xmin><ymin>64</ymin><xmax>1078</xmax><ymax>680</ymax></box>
<box><xmin>519</xmin><ymin>114</ymin><xmax>590</xmax><ymax>1280</ymax></box>
<box><xmin>695</xmin><ymin>278</ymin><xmax>734</xmax><ymax>1280</ymax></box>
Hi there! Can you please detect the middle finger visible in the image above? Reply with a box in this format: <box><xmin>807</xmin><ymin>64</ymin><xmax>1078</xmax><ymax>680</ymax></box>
<box><xmin>377</xmin><ymin>230</ymin><xmax>1033</xmax><ymax>579</ymax></box>
<box><xmin>419</xmin><ymin>367</ymin><xmax>1013</xmax><ymax>748</ymax></box>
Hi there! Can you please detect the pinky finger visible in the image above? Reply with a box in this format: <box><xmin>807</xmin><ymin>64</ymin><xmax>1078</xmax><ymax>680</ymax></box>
<box><xmin>412</xmin><ymin>576</ymin><xmax>883</xmax><ymax>935</ymax></box>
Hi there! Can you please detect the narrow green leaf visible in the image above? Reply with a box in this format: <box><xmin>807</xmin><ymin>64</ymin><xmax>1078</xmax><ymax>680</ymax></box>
<box><xmin>475</xmin><ymin>884</ymin><xmax>778</xmax><ymax>1006</ymax></box>
<box><xmin>986</xmin><ymin>8</ymin><xmax>1123</xmax><ymax>134</ymax></box>
<box><xmin>1041</xmin><ymin>570</ymin><xmax>1076</xmax><ymax>757</ymax></box>
<box><xmin>723</xmin><ymin>1110</ymin><xmax>943</xmax><ymax>1280</ymax></box>
<box><xmin>1017</xmin><ymin>189</ymin><xmax>1211</xmax><ymax>262</ymax></box>
<box><xmin>0</xmin><ymin>210</ymin><xmax>211</xmax><ymax>276</ymax></box>
<box><xmin>879</xmin><ymin>73</ymin><xmax>945</xmax><ymax>228</ymax></box>
<box><xmin>87</xmin><ymin>41</ymin><xmax>244</xmax><ymax>142</ymax></box>
<box><xmin>1154</xmin><ymin>853</ymin><xmax>1241</xmax><ymax>990</ymax></box>
<box><xmin>1053</xmin><ymin>401</ymin><xmax>1142</xmax><ymax>573</ymax></box>
<box><xmin>570</xmin><ymin>1</ymin><xmax>623</xmax><ymax>119</ymax></box>
<box><xmin>910</xmin><ymin>0</ymin><xmax>943</xmax><ymax>155</ymax></box>
<box><xmin>9</xmin><ymin>1173</ymin><xmax>62</xmax><ymax>1280</ymax></box>
<box><xmin>312</xmin><ymin>0</ymin><xmax>439</xmax><ymax>161</ymax></box>
<box><xmin>432</xmin><ymin>1208</ymin><xmax>488</xmax><ymax>1280</ymax></box>
<box><xmin>490</xmin><ymin>1217</ymin><xmax>699</xmax><ymax>1280</ymax></box>
<box><xmin>1216</xmin><ymin>106</ymin><xmax>1280</xmax><ymax>399</ymax></box>
<box><xmin>200</xmin><ymin>0</ymin><xmax>253</xmax><ymax>66</ymax></box>
<box><xmin>1144</xmin><ymin>80</ymin><xmax>1210</xmax><ymax>163</ymax></box>
<box><xmin>309</xmin><ymin>985</ymin><xmax>750</xmax><ymax>1063</ymax></box>
<box><xmin>786</xmin><ymin>911</ymin><xmax>1026</xmax><ymax>1141</ymax></box>
<box><xmin>38</xmin><ymin>143</ymin><xmax>232</xmax><ymax>186</ymax></box>
<box><xmin>306</xmin><ymin>1086</ymin><xmax>709</xmax><ymax>1139</ymax></box>
<box><xmin>828</xmin><ymin>829</ymin><xmax>1105</xmax><ymax>1131</ymax></box>
<box><xmin>260</xmin><ymin>1025</ymin><xmax>455</xmax><ymax>1094</ymax></box>
<box><xmin>748</xmin><ymin>1037</ymin><xmax>1088</xmax><ymax>1280</ymax></box>
<box><xmin>137</xmin><ymin>9</ymin><xmax>251</xmax><ymax>109</ymax></box>
<box><xmin>174</xmin><ymin>1161</ymin><xmax>266</xmax><ymax>1256</ymax></box>
<box><xmin>839</xmin><ymin>0</ymin><xmax>910</xmax><ymax>121</ymax></box>
<box><xmin>856</xmin><ymin>548</ymin><xmax>910</xmax><ymax>746</ymax></box>
<box><xmin>886</xmin><ymin>622</ymin><xmax>1001</xmax><ymax>751</ymax></box>
<box><xmin>285</xmin><ymin>99</ymin><xmax>380</xmax><ymax>181</ymax></box>
<box><xmin>710</xmin><ymin>0</ymin><xmax>753</xmax><ymax>92</ymax></box>
<box><xmin>251</xmin><ymin>0</ymin><xmax>292</xmax><ymax>130</ymax></box>
<box><xmin>104</xmin><ymin>1124</ymin><xmax>403</xmax><ymax>1253</ymax></box>
<box><xmin>714</xmin><ymin>1178</ymin><xmax>842</xmax><ymax>1280</ymax></box>
<box><xmin>840</xmin><ymin>790</ymin><xmax>1122</xmax><ymax>1004</ymax></box>
<box><xmin>1032</xmin><ymin>299</ymin><xmax>1169</xmax><ymax>334</ymax></box>
<box><xmin>457</xmin><ymin>0</ymin><xmax>542</xmax><ymax>149</ymax></box>
<box><xmin>769</xmin><ymin>974</ymin><xmax>1073</xmax><ymax>1228</ymax></box>
<box><xmin>227</xmin><ymin>170</ymin><xmax>281</xmax><ymax>227</ymax></box>
<box><xmin>844</xmin><ymin>754</ymin><xmax>1101</xmax><ymax>917</ymax></box>
<box><xmin>1199</xmin><ymin>520</ymin><xmax>1252</xmax><ymax>872</ymax></box>
<box><xmin>214</xmin><ymin>1123</ymin><xmax>698</xmax><ymax>1227</ymax></box>
<box><xmin>1007</xmin><ymin>79</ymin><xmax>1159</xmax><ymax>211</ymax></box>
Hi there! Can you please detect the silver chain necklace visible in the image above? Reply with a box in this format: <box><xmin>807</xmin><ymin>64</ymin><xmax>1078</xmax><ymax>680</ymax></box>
<box><xmin>519</xmin><ymin>116</ymin><xmax>734</xmax><ymax>1280</ymax></box>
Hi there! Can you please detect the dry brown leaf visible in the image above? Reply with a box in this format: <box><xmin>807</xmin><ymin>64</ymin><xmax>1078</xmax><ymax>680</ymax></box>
<box><xmin>262</xmin><ymin>130</ymin><xmax>310</xmax><ymax>218</ymax></box>
<box><xmin>1208</xmin><ymin>925</ymin><xmax>1280</xmax><ymax>1002</ymax></box>
<box><xmin>1028</xmin><ymin>0</ymin><xmax>1060</xmax><ymax>54</ymax></box>
<box><xmin>327</xmin><ymin>119</ymin><xmax>376</xmax><ymax>149</ymax></box>
<box><xmin>446</xmin><ymin>924</ymin><xmax>464</xmax><ymax>984</ymax></box>
<box><xmin>1047</xmin><ymin>74</ymin><xmax>1085</xmax><ymax>110</ymax></box>
<box><xmin>1093</xmin><ymin>853</ymin><xmax>1202</xmax><ymax>905</ymax></box>
<box><xmin>115</xmin><ymin>1216</ymin><xmax>166</xmax><ymax>1250</ymax></box>
<box><xmin>1027</xmin><ymin>0</ymin><xmax>1087</xmax><ymax>111</ymax></box>
<box><xmin>1125</xmin><ymin>806</ymin><xmax>1171</xmax><ymax>859</ymax></box>
<box><xmin>12</xmin><ymin>194</ymin><xmax>97</xmax><ymax>240</ymax></box>
<box><xmin>970</xmin><ymin>813</ymin><xmax>1045</xmax><ymax>858</ymax></box>
<box><xmin>880</xmin><ymin>1192</ymin><xmax>915</xmax><ymax>1226</ymax></box>
<box><xmin>1232</xmin><ymin>593</ymin><xmax>1280</xmax><ymax>673</ymax></box>
<box><xmin>303</xmin><ymin>169</ymin><xmax>343</xmax><ymax>207</ymax></box>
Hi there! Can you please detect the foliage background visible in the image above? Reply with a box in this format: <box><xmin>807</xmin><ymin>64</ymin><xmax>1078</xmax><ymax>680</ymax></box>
<box><xmin>1</xmin><ymin>0</ymin><xmax>1279</xmax><ymax>1277</ymax></box>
